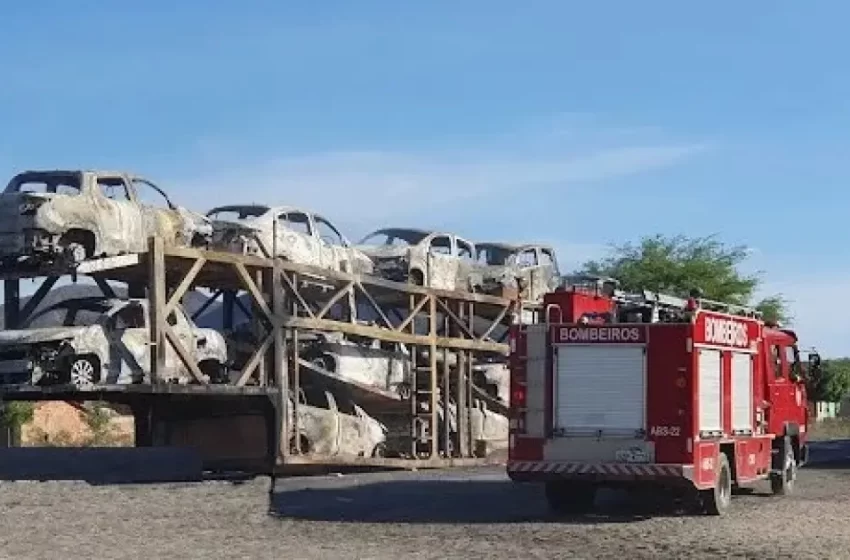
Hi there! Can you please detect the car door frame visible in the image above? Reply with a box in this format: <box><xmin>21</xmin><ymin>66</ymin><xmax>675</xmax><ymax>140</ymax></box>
<box><xmin>88</xmin><ymin>172</ymin><xmax>146</xmax><ymax>254</ymax></box>
<box><xmin>424</xmin><ymin>233</ymin><xmax>459</xmax><ymax>290</ymax></box>
<box><xmin>513</xmin><ymin>246</ymin><xmax>540</xmax><ymax>300</ymax></box>
<box><xmin>275</xmin><ymin>209</ymin><xmax>321</xmax><ymax>266</ymax></box>
<box><xmin>129</xmin><ymin>176</ymin><xmax>182</xmax><ymax>245</ymax></box>
<box><xmin>102</xmin><ymin>301</ymin><xmax>149</xmax><ymax>383</ymax></box>
<box><xmin>455</xmin><ymin>235</ymin><xmax>477</xmax><ymax>290</ymax></box>
<box><xmin>311</xmin><ymin>213</ymin><xmax>346</xmax><ymax>271</ymax></box>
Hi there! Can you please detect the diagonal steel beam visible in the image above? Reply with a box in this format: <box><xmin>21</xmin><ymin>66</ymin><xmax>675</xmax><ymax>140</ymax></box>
<box><xmin>397</xmin><ymin>294</ymin><xmax>429</xmax><ymax>333</ymax></box>
<box><xmin>436</xmin><ymin>297</ymin><xmax>475</xmax><ymax>339</ymax></box>
<box><xmin>316</xmin><ymin>281</ymin><xmax>355</xmax><ymax>320</ymax></box>
<box><xmin>164</xmin><ymin>256</ymin><xmax>206</xmax><ymax>317</ymax></box>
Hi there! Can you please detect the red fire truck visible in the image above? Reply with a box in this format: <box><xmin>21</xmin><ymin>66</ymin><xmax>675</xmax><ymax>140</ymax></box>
<box><xmin>507</xmin><ymin>275</ymin><xmax>821</xmax><ymax>515</ymax></box>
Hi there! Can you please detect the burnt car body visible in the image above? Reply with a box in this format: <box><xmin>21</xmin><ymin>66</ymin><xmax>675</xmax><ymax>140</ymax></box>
<box><xmin>290</xmin><ymin>384</ymin><xmax>387</xmax><ymax>457</ymax></box>
<box><xmin>0</xmin><ymin>170</ymin><xmax>212</xmax><ymax>265</ymax></box>
<box><xmin>0</xmin><ymin>297</ymin><xmax>228</xmax><ymax>386</ymax></box>
<box><xmin>472</xmin><ymin>361</ymin><xmax>509</xmax><ymax>405</ymax></box>
<box><xmin>205</xmin><ymin>204</ymin><xmax>373</xmax><ymax>274</ymax></box>
<box><xmin>475</xmin><ymin>242</ymin><xmax>561</xmax><ymax>302</ymax></box>
<box><xmin>385</xmin><ymin>397</ymin><xmax>508</xmax><ymax>458</ymax></box>
<box><xmin>223</xmin><ymin>323</ymin><xmax>412</xmax><ymax>398</ymax></box>
<box><xmin>302</xmin><ymin>332</ymin><xmax>413</xmax><ymax>399</ymax></box>
<box><xmin>355</xmin><ymin>228</ymin><xmax>518</xmax><ymax>293</ymax></box>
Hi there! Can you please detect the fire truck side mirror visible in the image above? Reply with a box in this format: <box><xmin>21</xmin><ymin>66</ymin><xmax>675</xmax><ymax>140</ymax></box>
<box><xmin>808</xmin><ymin>352</ymin><xmax>822</xmax><ymax>370</ymax></box>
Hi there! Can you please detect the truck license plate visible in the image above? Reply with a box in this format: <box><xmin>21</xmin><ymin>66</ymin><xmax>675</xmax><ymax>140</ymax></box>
<box><xmin>615</xmin><ymin>447</ymin><xmax>649</xmax><ymax>463</ymax></box>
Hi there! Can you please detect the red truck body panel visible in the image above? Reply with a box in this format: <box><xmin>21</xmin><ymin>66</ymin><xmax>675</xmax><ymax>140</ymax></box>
<box><xmin>507</xmin><ymin>293</ymin><xmax>809</xmax><ymax>492</ymax></box>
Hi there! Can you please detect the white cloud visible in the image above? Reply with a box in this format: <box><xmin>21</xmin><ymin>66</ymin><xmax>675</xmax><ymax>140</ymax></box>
<box><xmin>177</xmin><ymin>143</ymin><xmax>706</xmax><ymax>238</ymax></box>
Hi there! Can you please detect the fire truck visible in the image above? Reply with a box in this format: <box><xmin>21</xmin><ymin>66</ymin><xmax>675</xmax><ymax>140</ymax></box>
<box><xmin>506</xmin><ymin>275</ymin><xmax>821</xmax><ymax>515</ymax></box>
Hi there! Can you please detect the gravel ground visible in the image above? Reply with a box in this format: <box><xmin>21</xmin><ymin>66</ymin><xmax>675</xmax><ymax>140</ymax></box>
<box><xmin>2</xmin><ymin>450</ymin><xmax>850</xmax><ymax>560</ymax></box>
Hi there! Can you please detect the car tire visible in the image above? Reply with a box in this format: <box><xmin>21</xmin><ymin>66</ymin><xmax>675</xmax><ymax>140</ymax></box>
<box><xmin>701</xmin><ymin>451</ymin><xmax>732</xmax><ymax>515</ymax></box>
<box><xmin>64</xmin><ymin>242</ymin><xmax>88</xmax><ymax>264</ymax></box>
<box><xmin>67</xmin><ymin>355</ymin><xmax>101</xmax><ymax>386</ymax></box>
<box><xmin>770</xmin><ymin>437</ymin><xmax>797</xmax><ymax>496</ymax></box>
<box><xmin>371</xmin><ymin>442</ymin><xmax>387</xmax><ymax>458</ymax></box>
<box><xmin>310</xmin><ymin>354</ymin><xmax>335</xmax><ymax>373</ymax></box>
<box><xmin>200</xmin><ymin>360</ymin><xmax>229</xmax><ymax>384</ymax></box>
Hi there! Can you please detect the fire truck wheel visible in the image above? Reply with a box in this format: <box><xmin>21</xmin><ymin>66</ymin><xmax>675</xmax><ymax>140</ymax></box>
<box><xmin>701</xmin><ymin>452</ymin><xmax>732</xmax><ymax>516</ymax></box>
<box><xmin>544</xmin><ymin>481</ymin><xmax>596</xmax><ymax>515</ymax></box>
<box><xmin>770</xmin><ymin>438</ymin><xmax>797</xmax><ymax>496</ymax></box>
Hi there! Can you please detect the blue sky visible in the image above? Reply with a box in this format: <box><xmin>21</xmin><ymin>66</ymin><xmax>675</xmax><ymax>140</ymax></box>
<box><xmin>1</xmin><ymin>2</ymin><xmax>848</xmax><ymax>355</ymax></box>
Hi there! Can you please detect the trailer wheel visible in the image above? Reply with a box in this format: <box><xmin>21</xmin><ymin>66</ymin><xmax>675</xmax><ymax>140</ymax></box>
<box><xmin>770</xmin><ymin>437</ymin><xmax>797</xmax><ymax>496</ymax></box>
<box><xmin>544</xmin><ymin>481</ymin><xmax>596</xmax><ymax>515</ymax></box>
<box><xmin>701</xmin><ymin>452</ymin><xmax>732</xmax><ymax>516</ymax></box>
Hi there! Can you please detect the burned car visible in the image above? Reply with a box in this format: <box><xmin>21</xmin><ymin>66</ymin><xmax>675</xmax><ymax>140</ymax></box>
<box><xmin>0</xmin><ymin>297</ymin><xmax>229</xmax><ymax>386</ymax></box>
<box><xmin>389</xmin><ymin>397</ymin><xmax>508</xmax><ymax>458</ymax></box>
<box><xmin>205</xmin><ymin>204</ymin><xmax>373</xmax><ymax>274</ymax></box>
<box><xmin>472</xmin><ymin>361</ymin><xmax>509</xmax><ymax>405</ymax></box>
<box><xmin>302</xmin><ymin>331</ymin><xmax>412</xmax><ymax>399</ymax></box>
<box><xmin>356</xmin><ymin>227</ymin><xmax>518</xmax><ymax>293</ymax></box>
<box><xmin>476</xmin><ymin>242</ymin><xmax>561</xmax><ymax>302</ymax></box>
<box><xmin>0</xmin><ymin>170</ymin><xmax>212</xmax><ymax>265</ymax></box>
<box><xmin>223</xmin><ymin>323</ymin><xmax>412</xmax><ymax>398</ymax></box>
<box><xmin>290</xmin><ymin>384</ymin><xmax>388</xmax><ymax>458</ymax></box>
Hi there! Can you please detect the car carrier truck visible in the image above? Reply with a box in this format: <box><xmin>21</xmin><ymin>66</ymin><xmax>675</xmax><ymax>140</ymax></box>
<box><xmin>506</xmin><ymin>276</ymin><xmax>820</xmax><ymax>515</ymax></box>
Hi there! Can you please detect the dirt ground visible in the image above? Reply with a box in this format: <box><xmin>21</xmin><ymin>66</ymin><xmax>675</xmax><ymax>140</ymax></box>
<box><xmin>1</xmin><ymin>449</ymin><xmax>850</xmax><ymax>560</ymax></box>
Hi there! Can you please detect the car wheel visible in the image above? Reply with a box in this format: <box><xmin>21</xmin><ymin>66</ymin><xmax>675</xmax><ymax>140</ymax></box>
<box><xmin>200</xmin><ymin>360</ymin><xmax>229</xmax><ymax>384</ymax></box>
<box><xmin>68</xmin><ymin>356</ymin><xmax>100</xmax><ymax>386</ymax></box>
<box><xmin>371</xmin><ymin>442</ymin><xmax>387</xmax><ymax>458</ymax></box>
<box><xmin>64</xmin><ymin>242</ymin><xmax>87</xmax><ymax>264</ymax></box>
<box><xmin>310</xmin><ymin>354</ymin><xmax>335</xmax><ymax>373</ymax></box>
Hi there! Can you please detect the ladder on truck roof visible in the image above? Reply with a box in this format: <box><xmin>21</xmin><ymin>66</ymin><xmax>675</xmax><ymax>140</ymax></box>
<box><xmin>613</xmin><ymin>289</ymin><xmax>762</xmax><ymax>320</ymax></box>
<box><xmin>556</xmin><ymin>274</ymin><xmax>762</xmax><ymax>321</ymax></box>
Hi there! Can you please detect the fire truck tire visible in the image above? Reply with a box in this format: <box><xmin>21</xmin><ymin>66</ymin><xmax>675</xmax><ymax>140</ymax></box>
<box><xmin>770</xmin><ymin>437</ymin><xmax>797</xmax><ymax>496</ymax></box>
<box><xmin>701</xmin><ymin>451</ymin><xmax>732</xmax><ymax>516</ymax></box>
<box><xmin>544</xmin><ymin>481</ymin><xmax>596</xmax><ymax>515</ymax></box>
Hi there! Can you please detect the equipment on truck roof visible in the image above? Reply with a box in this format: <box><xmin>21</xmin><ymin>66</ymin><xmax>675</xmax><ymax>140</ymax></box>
<box><xmin>507</xmin><ymin>280</ymin><xmax>819</xmax><ymax>516</ymax></box>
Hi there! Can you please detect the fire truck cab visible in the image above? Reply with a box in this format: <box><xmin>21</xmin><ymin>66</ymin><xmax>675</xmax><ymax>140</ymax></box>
<box><xmin>507</xmin><ymin>277</ymin><xmax>820</xmax><ymax>515</ymax></box>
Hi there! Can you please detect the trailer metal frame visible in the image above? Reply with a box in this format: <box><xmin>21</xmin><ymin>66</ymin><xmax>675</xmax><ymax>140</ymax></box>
<box><xmin>0</xmin><ymin>237</ymin><xmax>534</xmax><ymax>472</ymax></box>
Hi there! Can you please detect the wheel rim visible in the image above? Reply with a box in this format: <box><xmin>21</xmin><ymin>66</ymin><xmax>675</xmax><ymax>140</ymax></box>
<box><xmin>785</xmin><ymin>450</ymin><xmax>796</xmax><ymax>485</ymax></box>
<box><xmin>70</xmin><ymin>359</ymin><xmax>95</xmax><ymax>385</ymax></box>
<box><xmin>719</xmin><ymin>466</ymin><xmax>731</xmax><ymax>504</ymax></box>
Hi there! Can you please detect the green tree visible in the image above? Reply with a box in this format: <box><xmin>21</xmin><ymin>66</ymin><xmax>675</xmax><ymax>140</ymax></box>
<box><xmin>578</xmin><ymin>234</ymin><xmax>791</xmax><ymax>323</ymax></box>
<box><xmin>807</xmin><ymin>358</ymin><xmax>850</xmax><ymax>403</ymax></box>
<box><xmin>0</xmin><ymin>401</ymin><xmax>34</xmax><ymax>429</ymax></box>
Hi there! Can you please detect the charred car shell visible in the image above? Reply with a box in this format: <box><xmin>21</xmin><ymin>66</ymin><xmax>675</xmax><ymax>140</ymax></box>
<box><xmin>302</xmin><ymin>331</ymin><xmax>413</xmax><ymax>399</ymax></box>
<box><xmin>205</xmin><ymin>204</ymin><xmax>374</xmax><ymax>275</ymax></box>
<box><xmin>0</xmin><ymin>170</ymin><xmax>212</xmax><ymax>265</ymax></box>
<box><xmin>290</xmin><ymin>384</ymin><xmax>387</xmax><ymax>457</ymax></box>
<box><xmin>0</xmin><ymin>297</ymin><xmax>228</xmax><ymax>386</ymax></box>
<box><xmin>476</xmin><ymin>242</ymin><xmax>561</xmax><ymax>302</ymax></box>
<box><xmin>355</xmin><ymin>227</ymin><xmax>519</xmax><ymax>293</ymax></box>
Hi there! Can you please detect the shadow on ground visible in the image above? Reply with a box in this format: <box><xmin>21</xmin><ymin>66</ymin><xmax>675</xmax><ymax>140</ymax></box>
<box><xmin>0</xmin><ymin>447</ymin><xmax>205</xmax><ymax>485</ymax></box>
<box><xmin>269</xmin><ymin>477</ymin><xmax>711</xmax><ymax>524</ymax></box>
<box><xmin>805</xmin><ymin>439</ymin><xmax>850</xmax><ymax>471</ymax></box>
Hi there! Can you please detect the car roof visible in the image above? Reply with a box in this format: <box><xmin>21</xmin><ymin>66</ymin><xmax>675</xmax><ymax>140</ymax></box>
<box><xmin>476</xmin><ymin>242</ymin><xmax>555</xmax><ymax>252</ymax></box>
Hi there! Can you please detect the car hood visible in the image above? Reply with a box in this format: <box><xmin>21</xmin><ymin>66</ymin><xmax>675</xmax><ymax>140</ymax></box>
<box><xmin>175</xmin><ymin>206</ymin><xmax>213</xmax><ymax>235</ymax></box>
<box><xmin>209</xmin><ymin>218</ymin><xmax>263</xmax><ymax>233</ymax></box>
<box><xmin>355</xmin><ymin>245</ymin><xmax>409</xmax><ymax>259</ymax></box>
<box><xmin>0</xmin><ymin>326</ymin><xmax>89</xmax><ymax>345</ymax></box>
